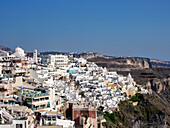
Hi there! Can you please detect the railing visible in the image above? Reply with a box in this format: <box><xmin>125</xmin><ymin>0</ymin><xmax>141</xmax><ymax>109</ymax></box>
<box><xmin>32</xmin><ymin>106</ymin><xmax>50</xmax><ymax>111</ymax></box>
<box><xmin>24</xmin><ymin>92</ymin><xmax>49</xmax><ymax>97</ymax></box>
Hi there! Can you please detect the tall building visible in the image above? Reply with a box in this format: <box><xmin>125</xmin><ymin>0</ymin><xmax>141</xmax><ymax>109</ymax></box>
<box><xmin>23</xmin><ymin>89</ymin><xmax>51</xmax><ymax>112</ymax></box>
<box><xmin>33</xmin><ymin>49</ymin><xmax>38</xmax><ymax>64</ymax></box>
<box><xmin>42</xmin><ymin>54</ymin><xmax>69</xmax><ymax>68</ymax></box>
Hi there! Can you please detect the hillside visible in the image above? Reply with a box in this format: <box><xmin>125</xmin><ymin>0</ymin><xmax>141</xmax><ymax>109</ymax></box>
<box><xmin>0</xmin><ymin>45</ymin><xmax>14</xmax><ymax>55</ymax></box>
<box><xmin>103</xmin><ymin>93</ymin><xmax>169</xmax><ymax>128</ymax></box>
<box><xmin>79</xmin><ymin>52</ymin><xmax>170</xmax><ymax>69</ymax></box>
<box><xmin>78</xmin><ymin>52</ymin><xmax>170</xmax><ymax>108</ymax></box>
<box><xmin>32</xmin><ymin>51</ymin><xmax>170</xmax><ymax>105</ymax></box>
<box><xmin>69</xmin><ymin>52</ymin><xmax>170</xmax><ymax>127</ymax></box>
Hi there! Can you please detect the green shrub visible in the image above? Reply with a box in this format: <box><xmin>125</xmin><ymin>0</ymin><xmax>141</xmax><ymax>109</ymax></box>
<box><xmin>130</xmin><ymin>93</ymin><xmax>143</xmax><ymax>102</ymax></box>
<box><xmin>104</xmin><ymin>111</ymin><xmax>117</xmax><ymax>124</ymax></box>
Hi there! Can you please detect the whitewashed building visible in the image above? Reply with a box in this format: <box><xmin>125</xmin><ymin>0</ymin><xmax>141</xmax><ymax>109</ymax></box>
<box><xmin>42</xmin><ymin>54</ymin><xmax>69</xmax><ymax>68</ymax></box>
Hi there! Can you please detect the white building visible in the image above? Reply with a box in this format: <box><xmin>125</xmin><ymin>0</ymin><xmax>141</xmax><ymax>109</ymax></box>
<box><xmin>33</xmin><ymin>49</ymin><xmax>38</xmax><ymax>64</ymax></box>
<box><xmin>42</xmin><ymin>54</ymin><xmax>69</xmax><ymax>68</ymax></box>
<box><xmin>1</xmin><ymin>53</ymin><xmax>15</xmax><ymax>61</ymax></box>
<box><xmin>40</xmin><ymin>111</ymin><xmax>75</xmax><ymax>128</ymax></box>
<box><xmin>0</xmin><ymin>105</ymin><xmax>34</xmax><ymax>128</ymax></box>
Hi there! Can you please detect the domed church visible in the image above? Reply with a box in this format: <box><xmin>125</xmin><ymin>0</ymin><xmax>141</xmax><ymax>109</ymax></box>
<box><xmin>12</xmin><ymin>47</ymin><xmax>25</xmax><ymax>60</ymax></box>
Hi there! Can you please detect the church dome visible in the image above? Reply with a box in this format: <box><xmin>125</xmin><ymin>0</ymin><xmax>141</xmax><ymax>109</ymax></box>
<box><xmin>15</xmin><ymin>47</ymin><xmax>24</xmax><ymax>52</ymax></box>
<box><xmin>14</xmin><ymin>46</ymin><xmax>25</xmax><ymax>60</ymax></box>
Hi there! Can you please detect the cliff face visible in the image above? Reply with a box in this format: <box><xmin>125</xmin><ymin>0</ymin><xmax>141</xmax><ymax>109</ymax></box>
<box><xmin>71</xmin><ymin>52</ymin><xmax>107</xmax><ymax>59</ymax></box>
<box><xmin>146</xmin><ymin>78</ymin><xmax>170</xmax><ymax>103</ymax></box>
<box><xmin>72</xmin><ymin>52</ymin><xmax>170</xmax><ymax>69</ymax></box>
<box><xmin>72</xmin><ymin>52</ymin><xmax>151</xmax><ymax>70</ymax></box>
<box><xmin>128</xmin><ymin>58</ymin><xmax>150</xmax><ymax>69</ymax></box>
<box><xmin>150</xmin><ymin>59</ymin><xmax>170</xmax><ymax>68</ymax></box>
<box><xmin>104</xmin><ymin>94</ymin><xmax>169</xmax><ymax>128</ymax></box>
<box><xmin>87</xmin><ymin>56</ymin><xmax>151</xmax><ymax>71</ymax></box>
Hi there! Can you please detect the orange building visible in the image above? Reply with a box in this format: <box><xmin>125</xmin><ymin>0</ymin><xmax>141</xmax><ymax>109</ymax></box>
<box><xmin>69</xmin><ymin>102</ymin><xmax>97</xmax><ymax>128</ymax></box>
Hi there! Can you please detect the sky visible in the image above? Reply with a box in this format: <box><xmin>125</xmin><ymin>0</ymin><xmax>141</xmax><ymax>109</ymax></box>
<box><xmin>0</xmin><ymin>0</ymin><xmax>170</xmax><ymax>61</ymax></box>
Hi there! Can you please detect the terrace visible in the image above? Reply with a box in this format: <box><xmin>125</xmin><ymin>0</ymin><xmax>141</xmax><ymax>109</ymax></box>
<box><xmin>23</xmin><ymin>91</ymin><xmax>49</xmax><ymax>98</ymax></box>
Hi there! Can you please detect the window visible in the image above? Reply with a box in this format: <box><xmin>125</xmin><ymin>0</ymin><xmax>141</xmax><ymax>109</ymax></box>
<box><xmin>81</xmin><ymin>113</ymin><xmax>83</xmax><ymax>117</ymax></box>
<box><xmin>40</xmin><ymin>98</ymin><xmax>44</xmax><ymax>101</ymax></box>
<box><xmin>52</xmin><ymin>116</ymin><xmax>56</xmax><ymax>121</ymax></box>
<box><xmin>45</xmin><ymin>97</ymin><xmax>49</xmax><ymax>100</ymax></box>
<box><xmin>48</xmin><ymin>117</ymin><xmax>51</xmax><ymax>121</ymax></box>
<box><xmin>16</xmin><ymin>124</ymin><xmax>22</xmax><ymax>128</ymax></box>
<box><xmin>77</xmin><ymin>114</ymin><xmax>79</xmax><ymax>117</ymax></box>
<box><xmin>93</xmin><ymin>114</ymin><xmax>95</xmax><ymax>118</ymax></box>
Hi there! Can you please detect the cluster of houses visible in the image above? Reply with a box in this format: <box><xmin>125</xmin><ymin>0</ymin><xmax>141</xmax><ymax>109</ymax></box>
<box><xmin>0</xmin><ymin>47</ymin><xmax>148</xmax><ymax>128</ymax></box>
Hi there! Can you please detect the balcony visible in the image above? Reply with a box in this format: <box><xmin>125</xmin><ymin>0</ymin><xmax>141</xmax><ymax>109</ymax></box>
<box><xmin>32</xmin><ymin>106</ymin><xmax>50</xmax><ymax>111</ymax></box>
<box><xmin>23</xmin><ymin>92</ymin><xmax>49</xmax><ymax>97</ymax></box>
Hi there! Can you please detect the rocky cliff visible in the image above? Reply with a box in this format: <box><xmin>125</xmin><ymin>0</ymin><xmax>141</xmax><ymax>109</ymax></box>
<box><xmin>70</xmin><ymin>52</ymin><xmax>108</xmax><ymax>59</ymax></box>
<box><xmin>150</xmin><ymin>59</ymin><xmax>170</xmax><ymax>68</ymax></box>
<box><xmin>117</xmin><ymin>68</ymin><xmax>170</xmax><ymax>104</ymax></box>
<box><xmin>146</xmin><ymin>78</ymin><xmax>170</xmax><ymax>104</ymax></box>
<box><xmin>89</xmin><ymin>57</ymin><xmax>151</xmax><ymax>71</ymax></box>
<box><xmin>103</xmin><ymin>93</ymin><xmax>169</xmax><ymax>128</ymax></box>
<box><xmin>71</xmin><ymin>52</ymin><xmax>170</xmax><ymax>69</ymax></box>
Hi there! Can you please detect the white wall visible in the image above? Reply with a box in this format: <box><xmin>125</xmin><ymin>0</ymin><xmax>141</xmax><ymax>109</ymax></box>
<box><xmin>56</xmin><ymin>119</ymin><xmax>75</xmax><ymax>128</ymax></box>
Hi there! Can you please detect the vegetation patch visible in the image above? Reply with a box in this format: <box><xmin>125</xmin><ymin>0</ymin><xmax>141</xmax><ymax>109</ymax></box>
<box><xmin>104</xmin><ymin>111</ymin><xmax>117</xmax><ymax>124</ymax></box>
<box><xmin>130</xmin><ymin>93</ymin><xmax>143</xmax><ymax>102</ymax></box>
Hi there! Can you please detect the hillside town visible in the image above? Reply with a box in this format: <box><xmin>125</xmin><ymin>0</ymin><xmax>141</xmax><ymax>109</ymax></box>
<box><xmin>0</xmin><ymin>47</ymin><xmax>148</xmax><ymax>128</ymax></box>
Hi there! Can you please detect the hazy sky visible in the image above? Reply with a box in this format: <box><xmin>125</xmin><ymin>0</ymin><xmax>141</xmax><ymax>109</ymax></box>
<box><xmin>0</xmin><ymin>0</ymin><xmax>170</xmax><ymax>61</ymax></box>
